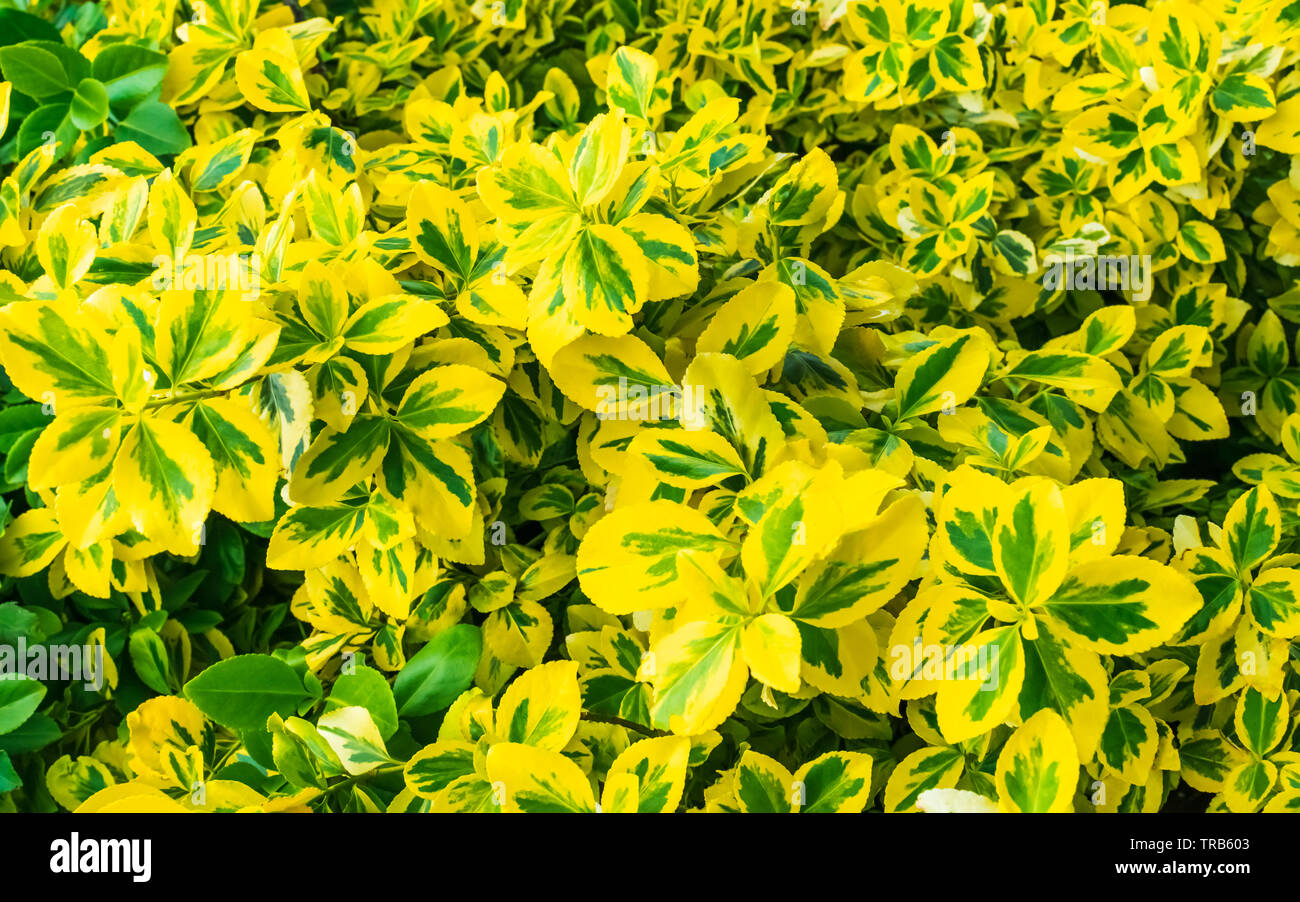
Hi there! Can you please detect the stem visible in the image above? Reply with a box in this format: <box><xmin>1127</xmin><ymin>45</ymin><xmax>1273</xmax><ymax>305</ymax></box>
<box><xmin>325</xmin><ymin>763</ymin><xmax>404</xmax><ymax>796</ymax></box>
<box><xmin>143</xmin><ymin>388</ymin><xmax>228</xmax><ymax>410</ymax></box>
<box><xmin>210</xmin><ymin>740</ymin><xmax>245</xmax><ymax>775</ymax></box>
<box><xmin>579</xmin><ymin>712</ymin><xmax>671</xmax><ymax>738</ymax></box>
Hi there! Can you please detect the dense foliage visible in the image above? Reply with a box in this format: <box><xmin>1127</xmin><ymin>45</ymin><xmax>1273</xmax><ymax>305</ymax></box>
<box><xmin>0</xmin><ymin>0</ymin><xmax>1298</xmax><ymax>813</ymax></box>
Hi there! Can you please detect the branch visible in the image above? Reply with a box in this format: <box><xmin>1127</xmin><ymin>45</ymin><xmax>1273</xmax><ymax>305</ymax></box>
<box><xmin>580</xmin><ymin>712</ymin><xmax>671</xmax><ymax>738</ymax></box>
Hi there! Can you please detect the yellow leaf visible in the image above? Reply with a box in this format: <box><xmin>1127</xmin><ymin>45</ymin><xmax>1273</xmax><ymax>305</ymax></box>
<box><xmin>995</xmin><ymin>709</ymin><xmax>1079</xmax><ymax>812</ymax></box>
<box><xmin>112</xmin><ymin>415</ymin><xmax>215</xmax><ymax>555</ymax></box>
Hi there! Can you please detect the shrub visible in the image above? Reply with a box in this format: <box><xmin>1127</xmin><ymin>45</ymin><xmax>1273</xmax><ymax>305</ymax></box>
<box><xmin>0</xmin><ymin>0</ymin><xmax>1297</xmax><ymax>814</ymax></box>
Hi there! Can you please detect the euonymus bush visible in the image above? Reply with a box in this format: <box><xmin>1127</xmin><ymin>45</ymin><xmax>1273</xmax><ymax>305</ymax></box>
<box><xmin>0</xmin><ymin>0</ymin><xmax>1298</xmax><ymax>814</ymax></box>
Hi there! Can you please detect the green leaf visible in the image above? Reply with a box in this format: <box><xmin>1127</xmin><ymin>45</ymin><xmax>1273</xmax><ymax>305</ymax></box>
<box><xmin>17</xmin><ymin>104</ymin><xmax>75</xmax><ymax>160</ymax></box>
<box><xmin>0</xmin><ymin>749</ymin><xmax>21</xmax><ymax>793</ymax></box>
<box><xmin>392</xmin><ymin>624</ymin><xmax>482</xmax><ymax>717</ymax></box>
<box><xmin>0</xmin><ymin>674</ymin><xmax>45</xmax><ymax>735</ymax></box>
<box><xmin>0</xmin><ymin>10</ymin><xmax>63</xmax><ymax>46</ymax></box>
<box><xmin>4</xmin><ymin>427</ymin><xmax>38</xmax><ymax>487</ymax></box>
<box><xmin>90</xmin><ymin>43</ymin><xmax>167</xmax><ymax>111</ymax></box>
<box><xmin>0</xmin><ymin>712</ymin><xmax>60</xmax><ymax>754</ymax></box>
<box><xmin>0</xmin><ymin>42</ymin><xmax>88</xmax><ymax>98</ymax></box>
<box><xmin>128</xmin><ymin>626</ymin><xmax>172</xmax><ymax>695</ymax></box>
<box><xmin>183</xmin><ymin>654</ymin><xmax>311</xmax><ymax>732</ymax></box>
<box><xmin>326</xmin><ymin>664</ymin><xmax>399</xmax><ymax>741</ymax></box>
<box><xmin>69</xmin><ymin>78</ymin><xmax>108</xmax><ymax>130</ymax></box>
<box><xmin>115</xmin><ymin>100</ymin><xmax>191</xmax><ymax>155</ymax></box>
